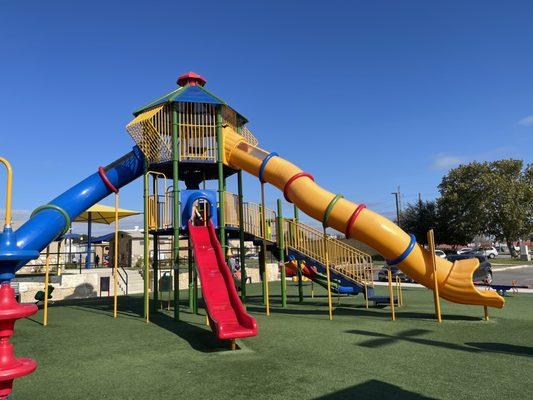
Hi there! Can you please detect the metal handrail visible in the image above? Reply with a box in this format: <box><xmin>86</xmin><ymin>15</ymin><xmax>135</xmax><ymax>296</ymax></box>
<box><xmin>117</xmin><ymin>266</ymin><xmax>129</xmax><ymax>295</ymax></box>
<box><xmin>283</xmin><ymin>219</ymin><xmax>372</xmax><ymax>285</ymax></box>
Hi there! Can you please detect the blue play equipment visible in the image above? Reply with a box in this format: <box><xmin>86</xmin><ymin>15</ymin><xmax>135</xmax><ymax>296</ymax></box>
<box><xmin>180</xmin><ymin>189</ymin><xmax>218</xmax><ymax>229</ymax></box>
<box><xmin>287</xmin><ymin>249</ymin><xmax>364</xmax><ymax>295</ymax></box>
<box><xmin>286</xmin><ymin>250</ymin><xmax>396</xmax><ymax>305</ymax></box>
<box><xmin>0</xmin><ymin>147</ymin><xmax>145</xmax><ymax>282</ymax></box>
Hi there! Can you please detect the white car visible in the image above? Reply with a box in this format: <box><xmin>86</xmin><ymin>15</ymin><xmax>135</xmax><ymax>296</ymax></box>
<box><xmin>479</xmin><ymin>246</ymin><xmax>498</xmax><ymax>259</ymax></box>
<box><xmin>457</xmin><ymin>246</ymin><xmax>498</xmax><ymax>259</ymax></box>
<box><xmin>435</xmin><ymin>250</ymin><xmax>447</xmax><ymax>259</ymax></box>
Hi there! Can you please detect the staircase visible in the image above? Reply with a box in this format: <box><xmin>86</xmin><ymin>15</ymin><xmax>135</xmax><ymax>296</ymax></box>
<box><xmin>96</xmin><ymin>268</ymin><xmax>145</xmax><ymax>295</ymax></box>
<box><xmin>225</xmin><ymin>193</ymin><xmax>374</xmax><ymax>287</ymax></box>
<box><xmin>281</xmin><ymin>219</ymin><xmax>373</xmax><ymax>287</ymax></box>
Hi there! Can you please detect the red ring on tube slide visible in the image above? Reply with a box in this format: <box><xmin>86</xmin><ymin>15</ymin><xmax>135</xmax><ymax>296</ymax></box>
<box><xmin>98</xmin><ymin>166</ymin><xmax>119</xmax><ymax>194</ymax></box>
<box><xmin>283</xmin><ymin>172</ymin><xmax>315</xmax><ymax>203</ymax></box>
<box><xmin>345</xmin><ymin>204</ymin><xmax>366</xmax><ymax>238</ymax></box>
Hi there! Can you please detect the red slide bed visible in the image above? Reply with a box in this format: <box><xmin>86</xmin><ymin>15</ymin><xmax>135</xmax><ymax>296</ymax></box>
<box><xmin>188</xmin><ymin>221</ymin><xmax>258</xmax><ymax>340</ymax></box>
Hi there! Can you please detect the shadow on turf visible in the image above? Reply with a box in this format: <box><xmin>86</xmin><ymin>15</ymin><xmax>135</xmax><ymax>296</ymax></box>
<box><xmin>51</xmin><ymin>295</ymin><xmax>234</xmax><ymax>353</ymax></box>
<box><xmin>465</xmin><ymin>342</ymin><xmax>533</xmax><ymax>357</ymax></box>
<box><xmin>244</xmin><ymin>295</ymin><xmax>480</xmax><ymax>321</ymax></box>
<box><xmin>347</xmin><ymin>329</ymin><xmax>533</xmax><ymax>357</ymax></box>
<box><xmin>314</xmin><ymin>379</ymin><xmax>437</xmax><ymax>400</ymax></box>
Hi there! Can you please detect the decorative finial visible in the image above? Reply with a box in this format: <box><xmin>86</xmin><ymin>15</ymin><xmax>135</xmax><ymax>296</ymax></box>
<box><xmin>177</xmin><ymin>71</ymin><xmax>206</xmax><ymax>87</ymax></box>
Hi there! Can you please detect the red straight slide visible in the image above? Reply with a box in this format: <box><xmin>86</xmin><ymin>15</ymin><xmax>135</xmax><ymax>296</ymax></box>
<box><xmin>188</xmin><ymin>221</ymin><xmax>258</xmax><ymax>340</ymax></box>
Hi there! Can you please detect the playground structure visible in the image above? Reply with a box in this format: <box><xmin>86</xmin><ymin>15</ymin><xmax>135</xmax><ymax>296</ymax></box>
<box><xmin>0</xmin><ymin>72</ymin><xmax>506</xmax><ymax>398</ymax></box>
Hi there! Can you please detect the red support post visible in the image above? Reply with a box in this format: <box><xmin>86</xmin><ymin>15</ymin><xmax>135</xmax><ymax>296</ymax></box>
<box><xmin>0</xmin><ymin>283</ymin><xmax>38</xmax><ymax>399</ymax></box>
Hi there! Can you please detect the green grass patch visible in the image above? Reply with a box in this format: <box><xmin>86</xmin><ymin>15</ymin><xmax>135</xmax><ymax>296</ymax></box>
<box><xmin>491</xmin><ymin>258</ymin><xmax>533</xmax><ymax>266</ymax></box>
<box><xmin>12</xmin><ymin>282</ymin><xmax>533</xmax><ymax>399</ymax></box>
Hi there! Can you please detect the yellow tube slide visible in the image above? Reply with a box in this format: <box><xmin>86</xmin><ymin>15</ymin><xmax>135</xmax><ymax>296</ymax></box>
<box><xmin>224</xmin><ymin>131</ymin><xmax>504</xmax><ymax>308</ymax></box>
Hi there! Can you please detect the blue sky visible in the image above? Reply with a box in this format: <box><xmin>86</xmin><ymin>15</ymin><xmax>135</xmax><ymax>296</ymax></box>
<box><xmin>1</xmin><ymin>0</ymin><xmax>532</xmax><ymax>234</ymax></box>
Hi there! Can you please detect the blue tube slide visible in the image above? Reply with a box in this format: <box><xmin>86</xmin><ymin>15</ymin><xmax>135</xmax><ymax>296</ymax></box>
<box><xmin>0</xmin><ymin>146</ymin><xmax>145</xmax><ymax>281</ymax></box>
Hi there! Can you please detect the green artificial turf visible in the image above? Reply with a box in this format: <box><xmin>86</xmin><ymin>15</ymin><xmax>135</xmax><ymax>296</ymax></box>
<box><xmin>12</xmin><ymin>282</ymin><xmax>533</xmax><ymax>399</ymax></box>
<box><xmin>491</xmin><ymin>258</ymin><xmax>533</xmax><ymax>266</ymax></box>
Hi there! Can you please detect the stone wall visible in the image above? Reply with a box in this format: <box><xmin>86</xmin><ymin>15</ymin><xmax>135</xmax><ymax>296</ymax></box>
<box><xmin>15</xmin><ymin>262</ymin><xmax>282</xmax><ymax>303</ymax></box>
<box><xmin>16</xmin><ymin>272</ymin><xmax>100</xmax><ymax>303</ymax></box>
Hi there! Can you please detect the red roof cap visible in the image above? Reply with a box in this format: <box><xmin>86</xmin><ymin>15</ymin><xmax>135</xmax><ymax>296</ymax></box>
<box><xmin>177</xmin><ymin>71</ymin><xmax>206</xmax><ymax>87</ymax></box>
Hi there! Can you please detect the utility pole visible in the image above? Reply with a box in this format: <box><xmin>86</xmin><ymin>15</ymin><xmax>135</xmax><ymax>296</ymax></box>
<box><xmin>397</xmin><ymin>186</ymin><xmax>402</xmax><ymax>215</ymax></box>
<box><xmin>418</xmin><ymin>192</ymin><xmax>422</xmax><ymax>208</ymax></box>
<box><xmin>391</xmin><ymin>188</ymin><xmax>401</xmax><ymax>227</ymax></box>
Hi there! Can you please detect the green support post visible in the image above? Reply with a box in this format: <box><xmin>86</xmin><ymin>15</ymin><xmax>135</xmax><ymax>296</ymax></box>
<box><xmin>188</xmin><ymin>241</ymin><xmax>193</xmax><ymax>309</ymax></box>
<box><xmin>143</xmin><ymin>164</ymin><xmax>149</xmax><ymax>321</ymax></box>
<box><xmin>216</xmin><ymin>106</ymin><xmax>226</xmax><ymax>254</ymax></box>
<box><xmin>152</xmin><ymin>234</ymin><xmax>158</xmax><ymax>314</ymax></box>
<box><xmin>277</xmin><ymin>199</ymin><xmax>287</xmax><ymax>307</ymax></box>
<box><xmin>188</xmin><ymin>238</ymin><xmax>198</xmax><ymax>314</ymax></box>
<box><xmin>294</xmin><ymin>205</ymin><xmax>304</xmax><ymax>303</ymax></box>
<box><xmin>172</xmin><ymin>103</ymin><xmax>180</xmax><ymax>321</ymax></box>
<box><xmin>237</xmin><ymin>170</ymin><xmax>247</xmax><ymax>302</ymax></box>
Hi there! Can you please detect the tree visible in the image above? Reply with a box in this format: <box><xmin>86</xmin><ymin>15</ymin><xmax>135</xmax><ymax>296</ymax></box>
<box><xmin>400</xmin><ymin>200</ymin><xmax>439</xmax><ymax>245</ymax></box>
<box><xmin>483</xmin><ymin>160</ymin><xmax>533</xmax><ymax>257</ymax></box>
<box><xmin>437</xmin><ymin>159</ymin><xmax>533</xmax><ymax>255</ymax></box>
<box><xmin>437</xmin><ymin>162</ymin><xmax>491</xmax><ymax>246</ymax></box>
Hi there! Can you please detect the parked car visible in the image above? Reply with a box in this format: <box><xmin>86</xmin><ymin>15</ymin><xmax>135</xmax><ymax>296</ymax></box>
<box><xmin>377</xmin><ymin>265</ymin><xmax>415</xmax><ymax>283</ymax></box>
<box><xmin>457</xmin><ymin>246</ymin><xmax>498</xmax><ymax>259</ymax></box>
<box><xmin>457</xmin><ymin>247</ymin><xmax>474</xmax><ymax>255</ymax></box>
<box><xmin>435</xmin><ymin>250</ymin><xmax>447</xmax><ymax>259</ymax></box>
<box><xmin>496</xmin><ymin>244</ymin><xmax>519</xmax><ymax>254</ymax></box>
<box><xmin>446</xmin><ymin>253</ymin><xmax>493</xmax><ymax>284</ymax></box>
<box><xmin>478</xmin><ymin>246</ymin><xmax>498</xmax><ymax>259</ymax></box>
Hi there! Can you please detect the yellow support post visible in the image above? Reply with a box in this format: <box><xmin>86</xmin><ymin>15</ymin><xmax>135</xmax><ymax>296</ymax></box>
<box><xmin>387</xmin><ymin>268</ymin><xmax>395</xmax><ymax>321</ymax></box>
<box><xmin>113</xmin><ymin>192</ymin><xmax>119</xmax><ymax>319</ymax></box>
<box><xmin>159</xmin><ymin>269</ymin><xmax>163</xmax><ymax>311</ymax></box>
<box><xmin>0</xmin><ymin>157</ymin><xmax>13</xmax><ymax>228</ymax></box>
<box><xmin>364</xmin><ymin>282</ymin><xmax>369</xmax><ymax>309</ymax></box>
<box><xmin>43</xmin><ymin>246</ymin><xmax>51</xmax><ymax>326</ymax></box>
<box><xmin>427</xmin><ymin>229</ymin><xmax>442</xmax><ymax>323</ymax></box>
<box><xmin>484</xmin><ymin>306</ymin><xmax>489</xmax><ymax>321</ymax></box>
<box><xmin>260</xmin><ymin>183</ymin><xmax>270</xmax><ymax>316</ymax></box>
<box><xmin>323</xmin><ymin>230</ymin><xmax>333</xmax><ymax>321</ymax></box>
<box><xmin>168</xmin><ymin>269</ymin><xmax>171</xmax><ymax>311</ymax></box>
<box><xmin>396</xmin><ymin>276</ymin><xmax>403</xmax><ymax>307</ymax></box>
<box><xmin>143</xmin><ymin>171</ymin><xmax>150</xmax><ymax>324</ymax></box>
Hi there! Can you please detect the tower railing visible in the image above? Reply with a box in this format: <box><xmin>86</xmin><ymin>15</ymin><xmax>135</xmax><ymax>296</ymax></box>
<box><xmin>126</xmin><ymin>103</ymin><xmax>259</xmax><ymax>164</ymax></box>
<box><xmin>224</xmin><ymin>192</ymin><xmax>277</xmax><ymax>241</ymax></box>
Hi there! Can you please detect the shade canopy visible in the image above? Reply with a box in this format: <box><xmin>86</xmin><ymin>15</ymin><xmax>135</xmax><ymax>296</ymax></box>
<box><xmin>74</xmin><ymin>204</ymin><xmax>140</xmax><ymax>225</ymax></box>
